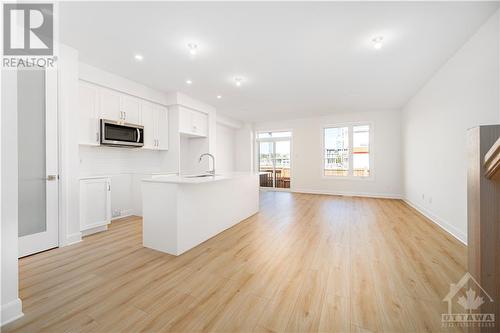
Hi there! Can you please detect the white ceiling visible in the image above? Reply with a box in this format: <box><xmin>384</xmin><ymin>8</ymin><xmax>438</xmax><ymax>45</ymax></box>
<box><xmin>60</xmin><ymin>2</ymin><xmax>499</xmax><ymax>122</ymax></box>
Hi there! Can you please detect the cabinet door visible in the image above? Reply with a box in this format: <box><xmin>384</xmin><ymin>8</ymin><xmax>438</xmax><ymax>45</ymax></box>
<box><xmin>156</xmin><ymin>106</ymin><xmax>169</xmax><ymax>150</ymax></box>
<box><xmin>78</xmin><ymin>81</ymin><xmax>100</xmax><ymax>145</ymax></box>
<box><xmin>191</xmin><ymin>110</ymin><xmax>208</xmax><ymax>137</ymax></box>
<box><xmin>178</xmin><ymin>107</ymin><xmax>193</xmax><ymax>135</ymax></box>
<box><xmin>79</xmin><ymin>178</ymin><xmax>111</xmax><ymax>231</ymax></box>
<box><xmin>99</xmin><ymin>87</ymin><xmax>122</xmax><ymax>121</ymax></box>
<box><xmin>122</xmin><ymin>95</ymin><xmax>141</xmax><ymax>124</ymax></box>
<box><xmin>141</xmin><ymin>101</ymin><xmax>156</xmax><ymax>149</ymax></box>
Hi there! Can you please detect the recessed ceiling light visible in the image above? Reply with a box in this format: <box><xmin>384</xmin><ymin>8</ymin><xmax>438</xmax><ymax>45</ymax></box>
<box><xmin>234</xmin><ymin>77</ymin><xmax>244</xmax><ymax>87</ymax></box>
<box><xmin>372</xmin><ymin>36</ymin><xmax>384</xmax><ymax>50</ymax></box>
<box><xmin>187</xmin><ymin>43</ymin><xmax>198</xmax><ymax>55</ymax></box>
<box><xmin>186</xmin><ymin>79</ymin><xmax>193</xmax><ymax>85</ymax></box>
<box><xmin>134</xmin><ymin>54</ymin><xmax>144</xmax><ymax>61</ymax></box>
<box><xmin>217</xmin><ymin>95</ymin><xmax>222</xmax><ymax>99</ymax></box>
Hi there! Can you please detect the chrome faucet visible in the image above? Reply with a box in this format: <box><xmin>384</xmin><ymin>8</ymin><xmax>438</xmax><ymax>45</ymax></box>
<box><xmin>199</xmin><ymin>153</ymin><xmax>215</xmax><ymax>175</ymax></box>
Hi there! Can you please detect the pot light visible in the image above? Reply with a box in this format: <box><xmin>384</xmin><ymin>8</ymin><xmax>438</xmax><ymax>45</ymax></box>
<box><xmin>187</xmin><ymin>43</ymin><xmax>198</xmax><ymax>55</ymax></box>
<box><xmin>372</xmin><ymin>36</ymin><xmax>384</xmax><ymax>50</ymax></box>
<box><xmin>217</xmin><ymin>95</ymin><xmax>222</xmax><ymax>99</ymax></box>
<box><xmin>234</xmin><ymin>77</ymin><xmax>244</xmax><ymax>87</ymax></box>
<box><xmin>186</xmin><ymin>79</ymin><xmax>193</xmax><ymax>85</ymax></box>
<box><xmin>134</xmin><ymin>54</ymin><xmax>144</xmax><ymax>61</ymax></box>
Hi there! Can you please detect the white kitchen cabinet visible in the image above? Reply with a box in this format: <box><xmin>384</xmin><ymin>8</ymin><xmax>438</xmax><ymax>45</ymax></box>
<box><xmin>141</xmin><ymin>102</ymin><xmax>169</xmax><ymax>150</ymax></box>
<box><xmin>99</xmin><ymin>87</ymin><xmax>122</xmax><ymax>121</ymax></box>
<box><xmin>78</xmin><ymin>81</ymin><xmax>169</xmax><ymax>148</ymax></box>
<box><xmin>156</xmin><ymin>106</ymin><xmax>169</xmax><ymax>150</ymax></box>
<box><xmin>122</xmin><ymin>95</ymin><xmax>141</xmax><ymax>124</ymax></box>
<box><xmin>178</xmin><ymin>107</ymin><xmax>208</xmax><ymax>137</ymax></box>
<box><xmin>141</xmin><ymin>101</ymin><xmax>156</xmax><ymax>149</ymax></box>
<box><xmin>80</xmin><ymin>177</ymin><xmax>111</xmax><ymax>232</ymax></box>
<box><xmin>78</xmin><ymin>81</ymin><xmax>100</xmax><ymax>145</ymax></box>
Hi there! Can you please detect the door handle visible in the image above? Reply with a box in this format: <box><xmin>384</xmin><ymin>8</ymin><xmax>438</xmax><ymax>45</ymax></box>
<box><xmin>46</xmin><ymin>175</ymin><xmax>57</xmax><ymax>181</ymax></box>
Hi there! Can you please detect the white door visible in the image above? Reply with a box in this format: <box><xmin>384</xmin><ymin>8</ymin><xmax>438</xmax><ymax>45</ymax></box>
<box><xmin>18</xmin><ymin>68</ymin><xmax>59</xmax><ymax>257</ymax></box>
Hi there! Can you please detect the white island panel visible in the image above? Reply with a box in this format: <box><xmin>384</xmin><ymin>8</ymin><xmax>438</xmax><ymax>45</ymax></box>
<box><xmin>142</xmin><ymin>173</ymin><xmax>259</xmax><ymax>255</ymax></box>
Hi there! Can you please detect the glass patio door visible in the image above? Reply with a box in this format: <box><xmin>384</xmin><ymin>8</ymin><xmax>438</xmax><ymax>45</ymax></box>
<box><xmin>258</xmin><ymin>131</ymin><xmax>291</xmax><ymax>189</ymax></box>
<box><xmin>18</xmin><ymin>68</ymin><xmax>59</xmax><ymax>257</ymax></box>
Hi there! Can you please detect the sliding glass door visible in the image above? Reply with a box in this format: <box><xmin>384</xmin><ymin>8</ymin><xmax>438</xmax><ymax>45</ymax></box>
<box><xmin>258</xmin><ymin>131</ymin><xmax>291</xmax><ymax>189</ymax></box>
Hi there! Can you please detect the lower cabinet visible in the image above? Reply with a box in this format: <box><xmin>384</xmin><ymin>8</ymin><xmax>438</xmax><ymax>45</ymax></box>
<box><xmin>80</xmin><ymin>177</ymin><xmax>111</xmax><ymax>234</ymax></box>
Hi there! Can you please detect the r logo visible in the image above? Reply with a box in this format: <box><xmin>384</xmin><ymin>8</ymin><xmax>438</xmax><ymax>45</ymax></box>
<box><xmin>3</xmin><ymin>3</ymin><xmax>53</xmax><ymax>56</ymax></box>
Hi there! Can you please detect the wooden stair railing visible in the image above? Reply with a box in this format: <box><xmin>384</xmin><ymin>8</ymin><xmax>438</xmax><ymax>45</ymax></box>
<box><xmin>484</xmin><ymin>136</ymin><xmax>500</xmax><ymax>180</ymax></box>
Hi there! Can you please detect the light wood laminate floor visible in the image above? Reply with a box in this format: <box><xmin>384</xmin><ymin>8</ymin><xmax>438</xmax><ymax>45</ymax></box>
<box><xmin>4</xmin><ymin>192</ymin><xmax>467</xmax><ymax>332</ymax></box>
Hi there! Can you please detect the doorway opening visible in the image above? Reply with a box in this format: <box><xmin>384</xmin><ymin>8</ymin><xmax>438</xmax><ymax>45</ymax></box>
<box><xmin>257</xmin><ymin>131</ymin><xmax>291</xmax><ymax>190</ymax></box>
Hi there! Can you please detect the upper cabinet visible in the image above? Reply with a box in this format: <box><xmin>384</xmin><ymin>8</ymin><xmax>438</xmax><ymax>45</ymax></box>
<box><xmin>78</xmin><ymin>80</ymin><xmax>168</xmax><ymax>150</ymax></box>
<box><xmin>122</xmin><ymin>95</ymin><xmax>141</xmax><ymax>124</ymax></box>
<box><xmin>178</xmin><ymin>106</ymin><xmax>208</xmax><ymax>137</ymax></box>
<box><xmin>141</xmin><ymin>101</ymin><xmax>169</xmax><ymax>150</ymax></box>
<box><xmin>78</xmin><ymin>81</ymin><xmax>100</xmax><ymax>145</ymax></box>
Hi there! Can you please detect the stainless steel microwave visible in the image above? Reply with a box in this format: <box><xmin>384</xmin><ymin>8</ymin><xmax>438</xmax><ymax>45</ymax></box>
<box><xmin>100</xmin><ymin>119</ymin><xmax>144</xmax><ymax>148</ymax></box>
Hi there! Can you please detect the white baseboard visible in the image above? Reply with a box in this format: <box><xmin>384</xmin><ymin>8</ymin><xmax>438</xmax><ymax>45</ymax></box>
<box><xmin>64</xmin><ymin>232</ymin><xmax>82</xmax><ymax>246</ymax></box>
<box><xmin>81</xmin><ymin>225</ymin><xmax>108</xmax><ymax>237</ymax></box>
<box><xmin>1</xmin><ymin>298</ymin><xmax>23</xmax><ymax>326</ymax></box>
<box><xmin>292</xmin><ymin>188</ymin><xmax>403</xmax><ymax>200</ymax></box>
<box><xmin>403</xmin><ymin>198</ymin><xmax>467</xmax><ymax>245</ymax></box>
<box><xmin>111</xmin><ymin>209</ymin><xmax>134</xmax><ymax>221</ymax></box>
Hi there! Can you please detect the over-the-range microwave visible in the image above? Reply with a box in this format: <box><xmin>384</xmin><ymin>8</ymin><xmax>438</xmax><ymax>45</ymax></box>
<box><xmin>100</xmin><ymin>119</ymin><xmax>144</xmax><ymax>148</ymax></box>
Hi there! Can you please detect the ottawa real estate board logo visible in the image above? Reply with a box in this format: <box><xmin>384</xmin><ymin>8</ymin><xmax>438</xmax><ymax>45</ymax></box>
<box><xmin>442</xmin><ymin>272</ymin><xmax>495</xmax><ymax>328</ymax></box>
<box><xmin>3</xmin><ymin>3</ymin><xmax>56</xmax><ymax>68</ymax></box>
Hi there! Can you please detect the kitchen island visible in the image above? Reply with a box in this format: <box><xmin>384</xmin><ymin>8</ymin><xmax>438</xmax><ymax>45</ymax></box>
<box><xmin>141</xmin><ymin>173</ymin><xmax>259</xmax><ymax>255</ymax></box>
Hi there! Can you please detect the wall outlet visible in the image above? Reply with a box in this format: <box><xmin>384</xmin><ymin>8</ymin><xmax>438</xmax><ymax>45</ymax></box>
<box><xmin>112</xmin><ymin>209</ymin><xmax>121</xmax><ymax>218</ymax></box>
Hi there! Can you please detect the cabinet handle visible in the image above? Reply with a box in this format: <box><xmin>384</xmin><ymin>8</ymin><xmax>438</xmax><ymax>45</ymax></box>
<box><xmin>96</xmin><ymin>132</ymin><xmax>99</xmax><ymax>142</ymax></box>
<box><xmin>108</xmin><ymin>183</ymin><xmax>111</xmax><ymax>191</ymax></box>
<box><xmin>157</xmin><ymin>140</ymin><xmax>160</xmax><ymax>148</ymax></box>
<box><xmin>124</xmin><ymin>111</ymin><xmax>126</xmax><ymax>120</ymax></box>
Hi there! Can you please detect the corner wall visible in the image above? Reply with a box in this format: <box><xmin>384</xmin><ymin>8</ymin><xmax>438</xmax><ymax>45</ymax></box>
<box><xmin>402</xmin><ymin>11</ymin><xmax>500</xmax><ymax>244</ymax></box>
<box><xmin>1</xmin><ymin>71</ymin><xmax>23</xmax><ymax>325</ymax></box>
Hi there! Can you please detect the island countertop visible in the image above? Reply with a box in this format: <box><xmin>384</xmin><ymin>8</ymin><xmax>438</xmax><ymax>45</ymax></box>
<box><xmin>142</xmin><ymin>172</ymin><xmax>259</xmax><ymax>184</ymax></box>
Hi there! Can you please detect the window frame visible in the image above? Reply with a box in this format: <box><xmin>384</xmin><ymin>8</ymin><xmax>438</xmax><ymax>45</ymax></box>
<box><xmin>321</xmin><ymin>122</ymin><xmax>374</xmax><ymax>180</ymax></box>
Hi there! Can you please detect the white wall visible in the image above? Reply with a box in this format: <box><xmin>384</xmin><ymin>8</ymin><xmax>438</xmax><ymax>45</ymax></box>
<box><xmin>234</xmin><ymin>124</ymin><xmax>255</xmax><ymax>172</ymax></box>
<box><xmin>216</xmin><ymin>123</ymin><xmax>236</xmax><ymax>173</ymax></box>
<box><xmin>254</xmin><ymin>110</ymin><xmax>403</xmax><ymax>198</ymax></box>
<box><xmin>1</xmin><ymin>70</ymin><xmax>24</xmax><ymax>325</ymax></box>
<box><xmin>402</xmin><ymin>11</ymin><xmax>500</xmax><ymax>244</ymax></box>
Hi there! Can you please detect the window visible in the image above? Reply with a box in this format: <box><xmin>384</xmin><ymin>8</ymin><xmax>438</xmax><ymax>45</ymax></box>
<box><xmin>323</xmin><ymin>124</ymin><xmax>370</xmax><ymax>177</ymax></box>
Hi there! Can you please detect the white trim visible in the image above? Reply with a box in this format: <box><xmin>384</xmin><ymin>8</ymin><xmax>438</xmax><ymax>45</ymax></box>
<box><xmin>81</xmin><ymin>225</ymin><xmax>108</xmax><ymax>237</ymax></box>
<box><xmin>111</xmin><ymin>209</ymin><xmax>134</xmax><ymax>221</ymax></box>
<box><xmin>1</xmin><ymin>298</ymin><xmax>23</xmax><ymax>326</ymax></box>
<box><xmin>293</xmin><ymin>188</ymin><xmax>402</xmax><ymax>200</ymax></box>
<box><xmin>65</xmin><ymin>232</ymin><xmax>82</xmax><ymax>246</ymax></box>
<box><xmin>403</xmin><ymin>198</ymin><xmax>467</xmax><ymax>245</ymax></box>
